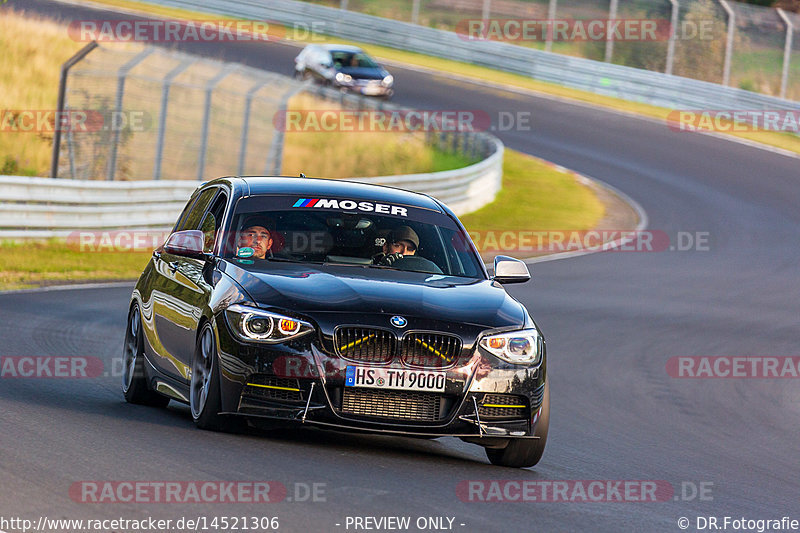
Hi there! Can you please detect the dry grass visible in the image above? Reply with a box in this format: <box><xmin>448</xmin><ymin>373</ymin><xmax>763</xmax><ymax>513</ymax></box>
<box><xmin>1</xmin><ymin>10</ymin><xmax>470</xmax><ymax>179</ymax></box>
<box><xmin>281</xmin><ymin>93</ymin><xmax>473</xmax><ymax>177</ymax></box>
<box><xmin>0</xmin><ymin>9</ymin><xmax>83</xmax><ymax>175</ymax></box>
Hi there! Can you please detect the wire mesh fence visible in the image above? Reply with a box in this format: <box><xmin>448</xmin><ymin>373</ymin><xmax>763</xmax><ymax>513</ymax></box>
<box><xmin>58</xmin><ymin>44</ymin><xmax>300</xmax><ymax>180</ymax></box>
<box><xmin>57</xmin><ymin>43</ymin><xmax>499</xmax><ymax>180</ymax></box>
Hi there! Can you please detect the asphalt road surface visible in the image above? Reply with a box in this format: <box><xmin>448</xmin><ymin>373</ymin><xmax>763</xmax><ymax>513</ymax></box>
<box><xmin>2</xmin><ymin>1</ymin><xmax>799</xmax><ymax>532</ymax></box>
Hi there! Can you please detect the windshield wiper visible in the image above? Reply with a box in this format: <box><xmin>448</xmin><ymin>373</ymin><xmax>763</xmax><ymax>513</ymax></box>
<box><xmin>266</xmin><ymin>256</ymin><xmax>323</xmax><ymax>264</ymax></box>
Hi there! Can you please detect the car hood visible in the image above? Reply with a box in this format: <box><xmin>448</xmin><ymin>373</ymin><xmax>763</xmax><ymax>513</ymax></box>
<box><xmin>337</xmin><ymin>66</ymin><xmax>387</xmax><ymax>80</ymax></box>
<box><xmin>222</xmin><ymin>262</ymin><xmax>526</xmax><ymax>329</ymax></box>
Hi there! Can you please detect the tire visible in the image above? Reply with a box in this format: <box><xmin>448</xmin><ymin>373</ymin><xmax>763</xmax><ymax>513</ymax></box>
<box><xmin>190</xmin><ymin>322</ymin><xmax>244</xmax><ymax>432</ymax></box>
<box><xmin>122</xmin><ymin>304</ymin><xmax>170</xmax><ymax>407</ymax></box>
<box><xmin>485</xmin><ymin>380</ymin><xmax>549</xmax><ymax>468</ymax></box>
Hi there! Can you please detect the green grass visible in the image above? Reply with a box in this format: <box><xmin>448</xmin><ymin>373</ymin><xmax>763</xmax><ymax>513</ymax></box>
<box><xmin>461</xmin><ymin>150</ymin><xmax>603</xmax><ymax>231</ymax></box>
<box><xmin>460</xmin><ymin>149</ymin><xmax>605</xmax><ymax>258</ymax></box>
<box><xmin>0</xmin><ymin>239</ymin><xmax>151</xmax><ymax>290</ymax></box>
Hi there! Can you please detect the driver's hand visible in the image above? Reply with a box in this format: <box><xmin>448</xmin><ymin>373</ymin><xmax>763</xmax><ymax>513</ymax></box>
<box><xmin>380</xmin><ymin>252</ymin><xmax>403</xmax><ymax>266</ymax></box>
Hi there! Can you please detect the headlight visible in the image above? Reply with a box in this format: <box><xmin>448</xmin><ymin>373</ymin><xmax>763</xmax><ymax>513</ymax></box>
<box><xmin>382</xmin><ymin>74</ymin><xmax>393</xmax><ymax>87</ymax></box>
<box><xmin>479</xmin><ymin>329</ymin><xmax>542</xmax><ymax>365</ymax></box>
<box><xmin>225</xmin><ymin>304</ymin><xmax>314</xmax><ymax>343</ymax></box>
<box><xmin>335</xmin><ymin>72</ymin><xmax>352</xmax><ymax>83</ymax></box>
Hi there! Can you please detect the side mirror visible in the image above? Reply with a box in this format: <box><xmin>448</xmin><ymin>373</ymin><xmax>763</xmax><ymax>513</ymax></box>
<box><xmin>493</xmin><ymin>255</ymin><xmax>531</xmax><ymax>284</ymax></box>
<box><xmin>163</xmin><ymin>230</ymin><xmax>207</xmax><ymax>260</ymax></box>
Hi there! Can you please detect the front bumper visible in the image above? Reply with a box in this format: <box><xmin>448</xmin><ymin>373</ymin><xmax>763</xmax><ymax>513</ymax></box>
<box><xmin>337</xmin><ymin>81</ymin><xmax>394</xmax><ymax>97</ymax></box>
<box><xmin>214</xmin><ymin>315</ymin><xmax>546</xmax><ymax>439</ymax></box>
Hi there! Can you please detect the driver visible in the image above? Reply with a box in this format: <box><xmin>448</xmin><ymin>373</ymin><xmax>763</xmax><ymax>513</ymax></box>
<box><xmin>374</xmin><ymin>226</ymin><xmax>419</xmax><ymax>266</ymax></box>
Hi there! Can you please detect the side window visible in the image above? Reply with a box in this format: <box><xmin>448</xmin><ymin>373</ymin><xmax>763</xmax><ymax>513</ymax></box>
<box><xmin>171</xmin><ymin>195</ymin><xmax>198</xmax><ymax>233</ymax></box>
<box><xmin>320</xmin><ymin>50</ymin><xmax>333</xmax><ymax>68</ymax></box>
<box><xmin>200</xmin><ymin>192</ymin><xmax>228</xmax><ymax>253</ymax></box>
<box><xmin>177</xmin><ymin>188</ymin><xmax>216</xmax><ymax>233</ymax></box>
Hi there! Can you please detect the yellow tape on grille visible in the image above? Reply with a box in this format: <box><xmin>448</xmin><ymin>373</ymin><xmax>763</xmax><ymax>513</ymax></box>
<box><xmin>339</xmin><ymin>333</ymin><xmax>376</xmax><ymax>352</ymax></box>
<box><xmin>246</xmin><ymin>383</ymin><xmax>301</xmax><ymax>392</ymax></box>
<box><xmin>413</xmin><ymin>337</ymin><xmax>452</xmax><ymax>362</ymax></box>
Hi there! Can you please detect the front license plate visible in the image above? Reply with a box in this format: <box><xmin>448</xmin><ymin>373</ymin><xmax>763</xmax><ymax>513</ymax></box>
<box><xmin>361</xmin><ymin>85</ymin><xmax>383</xmax><ymax>95</ymax></box>
<box><xmin>345</xmin><ymin>366</ymin><xmax>446</xmax><ymax>392</ymax></box>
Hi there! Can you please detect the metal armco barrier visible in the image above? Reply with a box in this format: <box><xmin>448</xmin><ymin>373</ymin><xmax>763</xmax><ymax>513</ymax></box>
<box><xmin>1</xmin><ymin>133</ymin><xmax>502</xmax><ymax>237</ymax></box>
<box><xmin>0</xmin><ymin>176</ymin><xmax>198</xmax><ymax>238</ymax></box>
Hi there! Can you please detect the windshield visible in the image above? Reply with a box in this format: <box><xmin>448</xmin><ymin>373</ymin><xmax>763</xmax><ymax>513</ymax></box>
<box><xmin>331</xmin><ymin>51</ymin><xmax>379</xmax><ymax>69</ymax></box>
<box><xmin>223</xmin><ymin>194</ymin><xmax>484</xmax><ymax>279</ymax></box>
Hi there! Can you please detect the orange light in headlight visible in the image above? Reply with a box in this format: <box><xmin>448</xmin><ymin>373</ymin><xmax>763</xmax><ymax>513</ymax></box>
<box><xmin>488</xmin><ymin>338</ymin><xmax>506</xmax><ymax>349</ymax></box>
<box><xmin>278</xmin><ymin>319</ymin><xmax>300</xmax><ymax>335</ymax></box>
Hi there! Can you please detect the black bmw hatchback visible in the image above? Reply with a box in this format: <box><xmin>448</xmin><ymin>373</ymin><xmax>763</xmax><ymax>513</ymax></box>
<box><xmin>123</xmin><ymin>176</ymin><xmax>548</xmax><ymax>467</ymax></box>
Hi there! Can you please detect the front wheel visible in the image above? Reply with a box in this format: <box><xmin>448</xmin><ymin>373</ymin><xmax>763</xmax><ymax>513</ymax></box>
<box><xmin>485</xmin><ymin>381</ymin><xmax>549</xmax><ymax>468</ymax></box>
<box><xmin>190</xmin><ymin>323</ymin><xmax>244</xmax><ymax>432</ymax></box>
<box><xmin>122</xmin><ymin>303</ymin><xmax>169</xmax><ymax>407</ymax></box>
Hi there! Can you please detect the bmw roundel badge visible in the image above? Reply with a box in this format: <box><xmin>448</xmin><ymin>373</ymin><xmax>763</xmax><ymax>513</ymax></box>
<box><xmin>390</xmin><ymin>316</ymin><xmax>407</xmax><ymax>328</ymax></box>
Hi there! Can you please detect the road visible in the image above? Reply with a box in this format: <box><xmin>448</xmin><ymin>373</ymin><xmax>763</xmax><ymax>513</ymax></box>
<box><xmin>2</xmin><ymin>0</ymin><xmax>799</xmax><ymax>531</ymax></box>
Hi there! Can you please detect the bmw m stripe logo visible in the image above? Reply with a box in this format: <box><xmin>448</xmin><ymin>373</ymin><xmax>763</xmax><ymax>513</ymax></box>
<box><xmin>293</xmin><ymin>198</ymin><xmax>319</xmax><ymax>207</ymax></box>
<box><xmin>390</xmin><ymin>316</ymin><xmax>407</xmax><ymax>328</ymax></box>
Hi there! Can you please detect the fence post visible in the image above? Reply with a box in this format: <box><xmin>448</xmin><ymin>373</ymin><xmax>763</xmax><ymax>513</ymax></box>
<box><xmin>482</xmin><ymin>0</ymin><xmax>491</xmax><ymax>21</ymax></box>
<box><xmin>196</xmin><ymin>64</ymin><xmax>237</xmax><ymax>181</ymax></box>
<box><xmin>605</xmin><ymin>0</ymin><xmax>619</xmax><ymax>63</ymax></box>
<box><xmin>66</xmin><ymin>104</ymin><xmax>77</xmax><ymax>179</ymax></box>
<box><xmin>340</xmin><ymin>0</ymin><xmax>348</xmax><ymax>10</ymax></box>
<box><xmin>777</xmin><ymin>8</ymin><xmax>794</xmax><ymax>100</ymax></box>
<box><xmin>106</xmin><ymin>48</ymin><xmax>153</xmax><ymax>181</ymax></box>
<box><xmin>266</xmin><ymin>84</ymin><xmax>307</xmax><ymax>176</ymax></box>
<box><xmin>153</xmin><ymin>58</ymin><xmax>195</xmax><ymax>180</ymax></box>
<box><xmin>665</xmin><ymin>0</ymin><xmax>679</xmax><ymax>75</ymax></box>
<box><xmin>545</xmin><ymin>0</ymin><xmax>557</xmax><ymax>52</ymax></box>
<box><xmin>717</xmin><ymin>0</ymin><xmax>735</xmax><ymax>87</ymax></box>
<box><xmin>238</xmin><ymin>80</ymin><xmax>268</xmax><ymax>176</ymax></box>
<box><xmin>411</xmin><ymin>0</ymin><xmax>421</xmax><ymax>25</ymax></box>
<box><xmin>51</xmin><ymin>41</ymin><xmax>98</xmax><ymax>179</ymax></box>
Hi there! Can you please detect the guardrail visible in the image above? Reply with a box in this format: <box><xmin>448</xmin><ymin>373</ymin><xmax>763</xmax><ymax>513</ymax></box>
<box><xmin>0</xmin><ymin>176</ymin><xmax>198</xmax><ymax>238</ymax></box>
<box><xmin>147</xmin><ymin>0</ymin><xmax>800</xmax><ymax>116</ymax></box>
<box><xmin>1</xmin><ymin>140</ymin><xmax>502</xmax><ymax>238</ymax></box>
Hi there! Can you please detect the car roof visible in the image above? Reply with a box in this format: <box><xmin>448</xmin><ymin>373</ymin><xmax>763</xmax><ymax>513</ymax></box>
<box><xmin>319</xmin><ymin>44</ymin><xmax>364</xmax><ymax>53</ymax></box>
<box><xmin>231</xmin><ymin>176</ymin><xmax>443</xmax><ymax>212</ymax></box>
